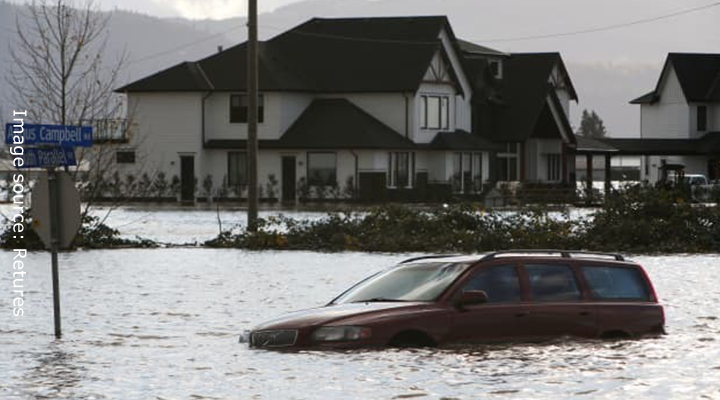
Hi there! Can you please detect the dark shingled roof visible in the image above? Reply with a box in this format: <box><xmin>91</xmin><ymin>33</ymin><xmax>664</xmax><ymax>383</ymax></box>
<box><xmin>599</xmin><ymin>132</ymin><xmax>720</xmax><ymax>155</ymax></box>
<box><xmin>491</xmin><ymin>53</ymin><xmax>577</xmax><ymax>142</ymax></box>
<box><xmin>456</xmin><ymin>39</ymin><xmax>507</xmax><ymax>57</ymax></box>
<box><xmin>118</xmin><ymin>16</ymin><xmax>455</xmax><ymax>93</ymax></box>
<box><xmin>426</xmin><ymin>130</ymin><xmax>501</xmax><ymax>150</ymax></box>
<box><xmin>575</xmin><ymin>135</ymin><xmax>619</xmax><ymax>153</ymax></box>
<box><xmin>276</xmin><ymin>98</ymin><xmax>415</xmax><ymax>149</ymax></box>
<box><xmin>630</xmin><ymin>53</ymin><xmax>720</xmax><ymax>104</ymax></box>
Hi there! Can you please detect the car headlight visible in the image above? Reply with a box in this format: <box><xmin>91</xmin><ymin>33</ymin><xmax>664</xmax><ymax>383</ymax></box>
<box><xmin>311</xmin><ymin>326</ymin><xmax>372</xmax><ymax>342</ymax></box>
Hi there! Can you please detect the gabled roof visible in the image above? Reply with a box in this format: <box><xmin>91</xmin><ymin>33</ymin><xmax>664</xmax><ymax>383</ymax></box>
<box><xmin>118</xmin><ymin>16</ymin><xmax>463</xmax><ymax>94</ymax></box>
<box><xmin>456</xmin><ymin>39</ymin><xmax>507</xmax><ymax>57</ymax></box>
<box><xmin>490</xmin><ymin>53</ymin><xmax>577</xmax><ymax>142</ymax></box>
<box><xmin>630</xmin><ymin>53</ymin><xmax>720</xmax><ymax>104</ymax></box>
<box><xmin>276</xmin><ymin>98</ymin><xmax>415</xmax><ymax>149</ymax></box>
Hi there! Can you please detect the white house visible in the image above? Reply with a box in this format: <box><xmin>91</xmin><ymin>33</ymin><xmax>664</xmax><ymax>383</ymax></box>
<box><xmin>115</xmin><ymin>16</ymin><xmax>578</xmax><ymax>202</ymax></box>
<box><xmin>619</xmin><ymin>53</ymin><xmax>720</xmax><ymax>183</ymax></box>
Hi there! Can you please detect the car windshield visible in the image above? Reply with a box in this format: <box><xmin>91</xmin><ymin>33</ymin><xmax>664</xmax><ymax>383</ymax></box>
<box><xmin>332</xmin><ymin>262</ymin><xmax>471</xmax><ymax>304</ymax></box>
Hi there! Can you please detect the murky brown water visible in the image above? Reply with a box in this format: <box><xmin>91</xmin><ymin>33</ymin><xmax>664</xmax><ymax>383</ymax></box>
<box><xmin>1</xmin><ymin>250</ymin><xmax>719</xmax><ymax>399</ymax></box>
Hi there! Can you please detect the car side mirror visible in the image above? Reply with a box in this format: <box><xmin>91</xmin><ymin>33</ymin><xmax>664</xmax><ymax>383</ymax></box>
<box><xmin>455</xmin><ymin>290</ymin><xmax>488</xmax><ymax>309</ymax></box>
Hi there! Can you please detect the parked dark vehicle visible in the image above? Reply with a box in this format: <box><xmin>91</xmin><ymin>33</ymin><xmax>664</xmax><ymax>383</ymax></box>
<box><xmin>247</xmin><ymin>251</ymin><xmax>664</xmax><ymax>349</ymax></box>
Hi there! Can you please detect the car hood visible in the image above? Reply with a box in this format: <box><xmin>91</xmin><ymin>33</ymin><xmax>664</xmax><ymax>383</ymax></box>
<box><xmin>252</xmin><ymin>302</ymin><xmax>427</xmax><ymax>331</ymax></box>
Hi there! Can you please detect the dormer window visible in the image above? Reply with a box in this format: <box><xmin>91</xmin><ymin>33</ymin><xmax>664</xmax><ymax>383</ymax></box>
<box><xmin>420</xmin><ymin>95</ymin><xmax>450</xmax><ymax>130</ymax></box>
<box><xmin>230</xmin><ymin>94</ymin><xmax>264</xmax><ymax>123</ymax></box>
<box><xmin>489</xmin><ymin>59</ymin><xmax>502</xmax><ymax>79</ymax></box>
<box><xmin>697</xmin><ymin>105</ymin><xmax>707</xmax><ymax>132</ymax></box>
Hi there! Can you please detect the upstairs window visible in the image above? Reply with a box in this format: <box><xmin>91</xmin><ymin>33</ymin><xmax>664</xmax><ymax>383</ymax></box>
<box><xmin>488</xmin><ymin>59</ymin><xmax>503</xmax><ymax>79</ymax></box>
<box><xmin>230</xmin><ymin>94</ymin><xmax>264</xmax><ymax>123</ymax></box>
<box><xmin>697</xmin><ymin>105</ymin><xmax>707</xmax><ymax>132</ymax></box>
<box><xmin>420</xmin><ymin>95</ymin><xmax>450</xmax><ymax>130</ymax></box>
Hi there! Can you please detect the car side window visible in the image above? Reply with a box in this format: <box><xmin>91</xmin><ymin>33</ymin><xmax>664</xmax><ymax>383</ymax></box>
<box><xmin>580</xmin><ymin>266</ymin><xmax>651</xmax><ymax>301</ymax></box>
<box><xmin>459</xmin><ymin>264</ymin><xmax>521</xmax><ymax>303</ymax></box>
<box><xmin>525</xmin><ymin>264</ymin><xmax>581</xmax><ymax>302</ymax></box>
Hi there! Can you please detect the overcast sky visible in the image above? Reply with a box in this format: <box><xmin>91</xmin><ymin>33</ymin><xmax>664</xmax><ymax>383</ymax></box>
<box><xmin>4</xmin><ymin>0</ymin><xmax>298</xmax><ymax>18</ymax></box>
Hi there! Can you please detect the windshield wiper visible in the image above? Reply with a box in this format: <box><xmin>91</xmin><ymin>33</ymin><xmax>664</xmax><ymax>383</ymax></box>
<box><xmin>352</xmin><ymin>297</ymin><xmax>409</xmax><ymax>303</ymax></box>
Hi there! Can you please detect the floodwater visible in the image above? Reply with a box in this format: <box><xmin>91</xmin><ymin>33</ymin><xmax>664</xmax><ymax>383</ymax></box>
<box><xmin>1</xmin><ymin>250</ymin><xmax>719</xmax><ymax>400</ymax></box>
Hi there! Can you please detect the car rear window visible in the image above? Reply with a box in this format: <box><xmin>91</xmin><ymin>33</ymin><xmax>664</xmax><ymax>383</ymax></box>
<box><xmin>459</xmin><ymin>264</ymin><xmax>521</xmax><ymax>303</ymax></box>
<box><xmin>525</xmin><ymin>264</ymin><xmax>581</xmax><ymax>302</ymax></box>
<box><xmin>580</xmin><ymin>265</ymin><xmax>651</xmax><ymax>301</ymax></box>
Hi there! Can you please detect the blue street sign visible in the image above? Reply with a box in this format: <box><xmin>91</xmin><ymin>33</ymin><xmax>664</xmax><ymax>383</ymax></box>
<box><xmin>19</xmin><ymin>147</ymin><xmax>77</xmax><ymax>168</ymax></box>
<box><xmin>5</xmin><ymin>123</ymin><xmax>93</xmax><ymax>147</ymax></box>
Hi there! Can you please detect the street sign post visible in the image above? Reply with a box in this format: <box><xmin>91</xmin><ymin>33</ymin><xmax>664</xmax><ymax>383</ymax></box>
<box><xmin>5</xmin><ymin>123</ymin><xmax>93</xmax><ymax>147</ymax></box>
<box><xmin>20</xmin><ymin>146</ymin><xmax>77</xmax><ymax>168</ymax></box>
<box><xmin>31</xmin><ymin>171</ymin><xmax>82</xmax><ymax>249</ymax></box>
<box><xmin>9</xmin><ymin>121</ymin><xmax>93</xmax><ymax>339</ymax></box>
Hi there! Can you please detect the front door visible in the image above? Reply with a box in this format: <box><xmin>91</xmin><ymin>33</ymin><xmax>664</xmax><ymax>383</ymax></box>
<box><xmin>282</xmin><ymin>156</ymin><xmax>296</xmax><ymax>202</ymax></box>
<box><xmin>180</xmin><ymin>155</ymin><xmax>195</xmax><ymax>202</ymax></box>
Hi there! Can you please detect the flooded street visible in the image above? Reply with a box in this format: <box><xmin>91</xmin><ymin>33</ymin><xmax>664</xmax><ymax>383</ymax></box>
<box><xmin>1</xmin><ymin>250</ymin><xmax>719</xmax><ymax>399</ymax></box>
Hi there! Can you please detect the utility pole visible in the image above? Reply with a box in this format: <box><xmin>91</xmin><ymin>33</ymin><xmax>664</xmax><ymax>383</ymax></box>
<box><xmin>246</xmin><ymin>0</ymin><xmax>259</xmax><ymax>232</ymax></box>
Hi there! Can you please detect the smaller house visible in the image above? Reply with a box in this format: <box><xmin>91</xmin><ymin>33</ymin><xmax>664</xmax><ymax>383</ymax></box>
<box><xmin>617</xmin><ymin>53</ymin><xmax>720</xmax><ymax>183</ymax></box>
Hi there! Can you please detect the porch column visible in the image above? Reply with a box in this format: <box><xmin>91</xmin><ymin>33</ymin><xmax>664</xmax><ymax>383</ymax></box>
<box><xmin>585</xmin><ymin>153</ymin><xmax>593</xmax><ymax>206</ymax></box>
<box><xmin>561</xmin><ymin>143</ymin><xmax>568</xmax><ymax>184</ymax></box>
<box><xmin>604</xmin><ymin>154</ymin><xmax>612</xmax><ymax>199</ymax></box>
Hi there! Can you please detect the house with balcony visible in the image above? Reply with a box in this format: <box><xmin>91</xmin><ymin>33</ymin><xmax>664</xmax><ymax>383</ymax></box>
<box><xmin>602</xmin><ymin>53</ymin><xmax>720</xmax><ymax>183</ymax></box>
<box><xmin>115</xmin><ymin>16</ymin><xmax>578</xmax><ymax>202</ymax></box>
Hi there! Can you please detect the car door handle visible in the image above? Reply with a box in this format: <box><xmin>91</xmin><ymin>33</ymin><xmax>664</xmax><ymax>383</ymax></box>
<box><xmin>514</xmin><ymin>311</ymin><xmax>530</xmax><ymax>317</ymax></box>
<box><xmin>579</xmin><ymin>311</ymin><xmax>591</xmax><ymax>316</ymax></box>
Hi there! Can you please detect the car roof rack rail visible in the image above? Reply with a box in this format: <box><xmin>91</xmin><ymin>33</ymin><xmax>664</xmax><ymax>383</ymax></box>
<box><xmin>480</xmin><ymin>250</ymin><xmax>625</xmax><ymax>262</ymax></box>
<box><xmin>399</xmin><ymin>254</ymin><xmax>462</xmax><ymax>264</ymax></box>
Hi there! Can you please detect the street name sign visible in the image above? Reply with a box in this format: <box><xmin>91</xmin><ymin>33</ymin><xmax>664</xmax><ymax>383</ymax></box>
<box><xmin>5</xmin><ymin>123</ymin><xmax>93</xmax><ymax>147</ymax></box>
<box><xmin>20</xmin><ymin>146</ymin><xmax>77</xmax><ymax>168</ymax></box>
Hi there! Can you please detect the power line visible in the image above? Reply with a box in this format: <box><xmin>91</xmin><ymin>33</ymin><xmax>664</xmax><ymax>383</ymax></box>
<box><xmin>480</xmin><ymin>1</ymin><xmax>720</xmax><ymax>43</ymax></box>
<box><xmin>263</xmin><ymin>1</ymin><xmax>720</xmax><ymax>45</ymax></box>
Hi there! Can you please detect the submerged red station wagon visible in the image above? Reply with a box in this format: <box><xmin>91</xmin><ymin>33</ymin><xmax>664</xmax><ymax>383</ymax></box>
<box><xmin>247</xmin><ymin>251</ymin><xmax>665</xmax><ymax>349</ymax></box>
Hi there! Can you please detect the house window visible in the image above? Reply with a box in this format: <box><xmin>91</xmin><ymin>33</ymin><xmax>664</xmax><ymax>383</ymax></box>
<box><xmin>227</xmin><ymin>151</ymin><xmax>247</xmax><ymax>188</ymax></box>
<box><xmin>452</xmin><ymin>152</ymin><xmax>484</xmax><ymax>193</ymax></box>
<box><xmin>307</xmin><ymin>152</ymin><xmax>336</xmax><ymax>186</ymax></box>
<box><xmin>497</xmin><ymin>143</ymin><xmax>519</xmax><ymax>181</ymax></box>
<box><xmin>547</xmin><ymin>154</ymin><xmax>561</xmax><ymax>181</ymax></box>
<box><xmin>697</xmin><ymin>105</ymin><xmax>707</xmax><ymax>132</ymax></box>
<box><xmin>116</xmin><ymin>150</ymin><xmax>135</xmax><ymax>164</ymax></box>
<box><xmin>489</xmin><ymin>59</ymin><xmax>502</xmax><ymax>79</ymax></box>
<box><xmin>230</xmin><ymin>94</ymin><xmax>264</xmax><ymax>123</ymax></box>
<box><xmin>420</xmin><ymin>95</ymin><xmax>450</xmax><ymax>130</ymax></box>
<box><xmin>388</xmin><ymin>152</ymin><xmax>414</xmax><ymax>188</ymax></box>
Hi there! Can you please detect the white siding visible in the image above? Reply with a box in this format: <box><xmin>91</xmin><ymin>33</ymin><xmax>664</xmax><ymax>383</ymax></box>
<box><xmin>204</xmin><ymin>92</ymin><xmax>312</xmax><ymax>141</ymax></box>
<box><xmin>640</xmin><ymin>65</ymin><xmax>690</xmax><ymax>139</ymax></box>
<box><xmin>127</xmin><ymin>92</ymin><xmax>203</xmax><ymax>179</ymax></box>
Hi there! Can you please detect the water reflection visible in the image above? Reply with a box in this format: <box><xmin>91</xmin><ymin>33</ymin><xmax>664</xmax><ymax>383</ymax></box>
<box><xmin>24</xmin><ymin>342</ymin><xmax>86</xmax><ymax>400</ymax></box>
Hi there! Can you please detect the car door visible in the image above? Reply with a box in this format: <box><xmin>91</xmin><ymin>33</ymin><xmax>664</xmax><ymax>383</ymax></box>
<box><xmin>447</xmin><ymin>263</ymin><xmax>531</xmax><ymax>343</ymax></box>
<box><xmin>522</xmin><ymin>263</ymin><xmax>597</xmax><ymax>339</ymax></box>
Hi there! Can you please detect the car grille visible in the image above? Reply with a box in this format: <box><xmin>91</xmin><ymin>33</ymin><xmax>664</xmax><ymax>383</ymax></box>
<box><xmin>250</xmin><ymin>330</ymin><xmax>298</xmax><ymax>348</ymax></box>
